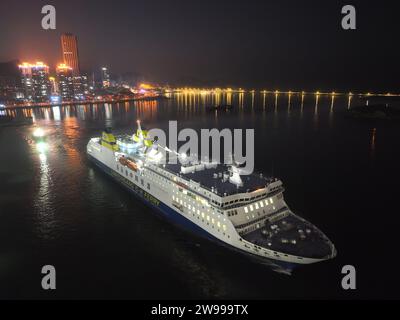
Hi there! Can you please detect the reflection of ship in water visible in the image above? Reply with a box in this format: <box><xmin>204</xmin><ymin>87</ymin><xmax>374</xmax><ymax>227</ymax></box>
<box><xmin>87</xmin><ymin>121</ymin><xmax>336</xmax><ymax>274</ymax></box>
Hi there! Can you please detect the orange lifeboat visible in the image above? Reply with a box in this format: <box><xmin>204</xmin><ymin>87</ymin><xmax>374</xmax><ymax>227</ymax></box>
<box><xmin>126</xmin><ymin>159</ymin><xmax>138</xmax><ymax>171</ymax></box>
<box><xmin>119</xmin><ymin>156</ymin><xmax>138</xmax><ymax>171</ymax></box>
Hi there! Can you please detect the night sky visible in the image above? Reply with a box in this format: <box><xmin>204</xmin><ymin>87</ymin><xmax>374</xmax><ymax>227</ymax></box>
<box><xmin>0</xmin><ymin>0</ymin><xmax>399</xmax><ymax>91</ymax></box>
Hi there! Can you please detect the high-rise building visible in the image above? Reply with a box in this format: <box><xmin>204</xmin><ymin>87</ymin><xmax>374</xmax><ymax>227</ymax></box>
<box><xmin>101</xmin><ymin>67</ymin><xmax>110</xmax><ymax>88</ymax></box>
<box><xmin>72</xmin><ymin>74</ymin><xmax>89</xmax><ymax>99</ymax></box>
<box><xmin>19</xmin><ymin>62</ymin><xmax>51</xmax><ymax>102</ymax></box>
<box><xmin>60</xmin><ymin>33</ymin><xmax>80</xmax><ymax>77</ymax></box>
<box><xmin>56</xmin><ymin>64</ymin><xmax>74</xmax><ymax>100</ymax></box>
<box><xmin>0</xmin><ymin>60</ymin><xmax>21</xmax><ymax>102</ymax></box>
<box><xmin>18</xmin><ymin>62</ymin><xmax>34</xmax><ymax>101</ymax></box>
<box><xmin>31</xmin><ymin>62</ymin><xmax>51</xmax><ymax>103</ymax></box>
<box><xmin>49</xmin><ymin>76</ymin><xmax>58</xmax><ymax>94</ymax></box>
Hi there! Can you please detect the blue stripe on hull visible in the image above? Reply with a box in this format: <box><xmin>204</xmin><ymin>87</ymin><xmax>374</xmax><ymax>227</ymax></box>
<box><xmin>88</xmin><ymin>153</ymin><xmax>299</xmax><ymax>273</ymax></box>
<box><xmin>88</xmin><ymin>154</ymin><xmax>217</xmax><ymax>240</ymax></box>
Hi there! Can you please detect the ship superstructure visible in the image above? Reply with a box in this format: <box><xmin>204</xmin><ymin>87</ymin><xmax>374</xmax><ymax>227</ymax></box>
<box><xmin>87</xmin><ymin>122</ymin><xmax>336</xmax><ymax>270</ymax></box>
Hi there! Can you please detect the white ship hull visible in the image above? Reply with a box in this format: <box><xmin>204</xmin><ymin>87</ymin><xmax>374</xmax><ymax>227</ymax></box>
<box><xmin>87</xmin><ymin>138</ymin><xmax>336</xmax><ymax>270</ymax></box>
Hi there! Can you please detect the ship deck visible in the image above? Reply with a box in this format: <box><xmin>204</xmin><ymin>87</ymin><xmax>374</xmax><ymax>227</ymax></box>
<box><xmin>242</xmin><ymin>212</ymin><xmax>334</xmax><ymax>259</ymax></box>
<box><xmin>116</xmin><ymin>135</ymin><xmax>276</xmax><ymax>196</ymax></box>
<box><xmin>162</xmin><ymin>162</ymin><xmax>274</xmax><ymax>196</ymax></box>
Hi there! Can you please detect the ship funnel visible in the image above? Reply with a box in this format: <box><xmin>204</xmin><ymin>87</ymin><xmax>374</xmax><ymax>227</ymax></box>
<box><xmin>101</xmin><ymin>127</ymin><xmax>119</xmax><ymax>151</ymax></box>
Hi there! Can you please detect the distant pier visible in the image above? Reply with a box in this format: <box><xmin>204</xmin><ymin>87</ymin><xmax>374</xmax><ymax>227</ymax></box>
<box><xmin>2</xmin><ymin>95</ymin><xmax>166</xmax><ymax>110</ymax></box>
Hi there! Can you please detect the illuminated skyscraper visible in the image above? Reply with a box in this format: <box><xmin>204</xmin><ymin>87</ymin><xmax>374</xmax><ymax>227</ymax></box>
<box><xmin>0</xmin><ymin>60</ymin><xmax>21</xmax><ymax>102</ymax></box>
<box><xmin>19</xmin><ymin>62</ymin><xmax>51</xmax><ymax>102</ymax></box>
<box><xmin>49</xmin><ymin>76</ymin><xmax>58</xmax><ymax>94</ymax></box>
<box><xmin>72</xmin><ymin>74</ymin><xmax>89</xmax><ymax>99</ymax></box>
<box><xmin>60</xmin><ymin>33</ymin><xmax>80</xmax><ymax>77</ymax></box>
<box><xmin>101</xmin><ymin>67</ymin><xmax>110</xmax><ymax>88</ymax></box>
<box><xmin>56</xmin><ymin>64</ymin><xmax>74</xmax><ymax>100</ymax></box>
<box><xmin>18</xmin><ymin>62</ymin><xmax>34</xmax><ymax>101</ymax></box>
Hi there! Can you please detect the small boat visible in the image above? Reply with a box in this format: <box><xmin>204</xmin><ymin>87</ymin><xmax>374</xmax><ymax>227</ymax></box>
<box><xmin>206</xmin><ymin>104</ymin><xmax>233</xmax><ymax>112</ymax></box>
<box><xmin>118</xmin><ymin>155</ymin><xmax>139</xmax><ymax>171</ymax></box>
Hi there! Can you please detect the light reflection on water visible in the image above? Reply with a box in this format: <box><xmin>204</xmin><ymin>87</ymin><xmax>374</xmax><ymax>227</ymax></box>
<box><xmin>2</xmin><ymin>92</ymin><xmax>393</xmax><ymax>299</ymax></box>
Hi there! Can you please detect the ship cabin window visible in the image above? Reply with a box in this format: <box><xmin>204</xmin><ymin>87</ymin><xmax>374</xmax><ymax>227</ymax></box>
<box><xmin>135</xmin><ymin>176</ymin><xmax>138</xmax><ymax>182</ymax></box>
<box><xmin>117</xmin><ymin>165</ymin><xmax>119</xmax><ymax>170</ymax></box>
<box><xmin>141</xmin><ymin>179</ymin><xmax>144</xmax><ymax>186</ymax></box>
<box><xmin>147</xmin><ymin>183</ymin><xmax>150</xmax><ymax>190</ymax></box>
<box><xmin>260</xmin><ymin>201</ymin><xmax>264</xmax><ymax>208</ymax></box>
<box><xmin>244</xmin><ymin>207</ymin><xmax>248</xmax><ymax>213</ymax></box>
<box><xmin>125</xmin><ymin>170</ymin><xmax>128</xmax><ymax>176</ymax></box>
<box><xmin>250</xmin><ymin>205</ymin><xmax>254</xmax><ymax>211</ymax></box>
<box><xmin>130</xmin><ymin>173</ymin><xmax>133</xmax><ymax>178</ymax></box>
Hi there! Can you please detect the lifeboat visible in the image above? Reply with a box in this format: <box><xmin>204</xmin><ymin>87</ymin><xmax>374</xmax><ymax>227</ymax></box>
<box><xmin>118</xmin><ymin>156</ymin><xmax>138</xmax><ymax>171</ymax></box>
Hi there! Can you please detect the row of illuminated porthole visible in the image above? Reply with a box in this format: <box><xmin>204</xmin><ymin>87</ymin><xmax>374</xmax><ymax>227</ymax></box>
<box><xmin>173</xmin><ymin>187</ymin><xmax>225</xmax><ymax>220</ymax></box>
<box><xmin>243</xmin><ymin>197</ymin><xmax>274</xmax><ymax>214</ymax></box>
<box><xmin>172</xmin><ymin>194</ymin><xmax>227</xmax><ymax>232</ymax></box>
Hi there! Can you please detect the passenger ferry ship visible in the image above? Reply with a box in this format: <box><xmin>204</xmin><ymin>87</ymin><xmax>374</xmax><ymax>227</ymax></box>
<box><xmin>87</xmin><ymin>122</ymin><xmax>336</xmax><ymax>271</ymax></box>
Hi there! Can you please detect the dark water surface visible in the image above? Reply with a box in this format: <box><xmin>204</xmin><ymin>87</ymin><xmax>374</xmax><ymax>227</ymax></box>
<box><xmin>1</xmin><ymin>93</ymin><xmax>399</xmax><ymax>299</ymax></box>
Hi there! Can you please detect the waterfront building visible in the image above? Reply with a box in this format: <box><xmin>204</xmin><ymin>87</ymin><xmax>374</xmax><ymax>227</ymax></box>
<box><xmin>101</xmin><ymin>67</ymin><xmax>110</xmax><ymax>88</ymax></box>
<box><xmin>61</xmin><ymin>33</ymin><xmax>81</xmax><ymax>77</ymax></box>
<box><xmin>19</xmin><ymin>62</ymin><xmax>51</xmax><ymax>102</ymax></box>
<box><xmin>56</xmin><ymin>64</ymin><xmax>74</xmax><ymax>100</ymax></box>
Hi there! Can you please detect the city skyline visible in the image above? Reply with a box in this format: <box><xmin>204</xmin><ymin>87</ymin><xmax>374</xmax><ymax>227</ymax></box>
<box><xmin>1</xmin><ymin>0</ymin><xmax>400</xmax><ymax>91</ymax></box>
